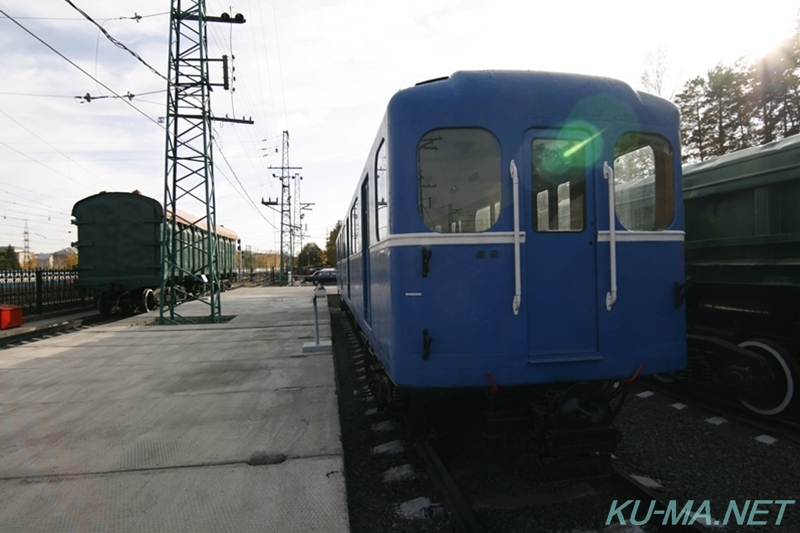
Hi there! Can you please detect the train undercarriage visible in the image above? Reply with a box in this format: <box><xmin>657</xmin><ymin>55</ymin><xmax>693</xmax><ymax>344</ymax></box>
<box><xmin>350</xmin><ymin>322</ymin><xmax>629</xmax><ymax>480</ymax></box>
<box><xmin>95</xmin><ymin>277</ymin><xmax>234</xmax><ymax>316</ymax></box>
<box><xmin>663</xmin><ymin>283</ymin><xmax>800</xmax><ymax>416</ymax></box>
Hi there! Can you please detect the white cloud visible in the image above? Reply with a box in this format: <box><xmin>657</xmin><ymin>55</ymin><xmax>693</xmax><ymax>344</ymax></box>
<box><xmin>0</xmin><ymin>0</ymin><xmax>797</xmax><ymax>254</ymax></box>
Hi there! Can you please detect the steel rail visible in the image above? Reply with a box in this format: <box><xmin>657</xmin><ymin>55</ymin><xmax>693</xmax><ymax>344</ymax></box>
<box><xmin>414</xmin><ymin>438</ymin><xmax>483</xmax><ymax>533</ymax></box>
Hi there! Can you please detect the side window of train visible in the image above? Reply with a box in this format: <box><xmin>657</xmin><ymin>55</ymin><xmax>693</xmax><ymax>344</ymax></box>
<box><xmin>532</xmin><ymin>138</ymin><xmax>586</xmax><ymax>232</ymax></box>
<box><xmin>376</xmin><ymin>141</ymin><xmax>389</xmax><ymax>240</ymax></box>
<box><xmin>351</xmin><ymin>201</ymin><xmax>360</xmax><ymax>254</ymax></box>
<box><xmin>613</xmin><ymin>133</ymin><xmax>675</xmax><ymax>231</ymax></box>
<box><xmin>417</xmin><ymin>128</ymin><xmax>501</xmax><ymax>233</ymax></box>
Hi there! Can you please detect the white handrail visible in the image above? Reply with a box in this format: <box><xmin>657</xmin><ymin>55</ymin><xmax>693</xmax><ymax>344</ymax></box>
<box><xmin>510</xmin><ymin>159</ymin><xmax>521</xmax><ymax>315</ymax></box>
<box><xmin>603</xmin><ymin>161</ymin><xmax>617</xmax><ymax>311</ymax></box>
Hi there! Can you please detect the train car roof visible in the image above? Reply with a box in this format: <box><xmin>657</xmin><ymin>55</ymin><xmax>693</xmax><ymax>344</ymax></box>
<box><xmin>72</xmin><ymin>191</ymin><xmax>238</xmax><ymax>240</ymax></box>
<box><xmin>683</xmin><ymin>134</ymin><xmax>800</xmax><ymax>199</ymax></box>
<box><xmin>386</xmin><ymin>70</ymin><xmax>679</xmax><ymax>130</ymax></box>
<box><xmin>337</xmin><ymin>70</ymin><xmax>681</xmax><ymax>221</ymax></box>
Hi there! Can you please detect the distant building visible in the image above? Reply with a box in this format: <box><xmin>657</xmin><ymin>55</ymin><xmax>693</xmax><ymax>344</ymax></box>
<box><xmin>16</xmin><ymin>251</ymin><xmax>36</xmax><ymax>269</ymax></box>
<box><xmin>12</xmin><ymin>248</ymin><xmax>77</xmax><ymax>270</ymax></box>
<box><xmin>36</xmin><ymin>253</ymin><xmax>53</xmax><ymax>268</ymax></box>
<box><xmin>51</xmin><ymin>247</ymin><xmax>78</xmax><ymax>269</ymax></box>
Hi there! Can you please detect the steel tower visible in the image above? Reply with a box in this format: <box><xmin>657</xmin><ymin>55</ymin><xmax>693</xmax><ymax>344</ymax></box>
<box><xmin>160</xmin><ymin>1</ymin><xmax>247</xmax><ymax>323</ymax></box>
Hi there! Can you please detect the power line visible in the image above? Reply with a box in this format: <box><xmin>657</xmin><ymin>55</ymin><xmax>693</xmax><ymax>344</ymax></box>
<box><xmin>0</xmin><ymin>12</ymin><xmax>168</xmax><ymax>21</ymax></box>
<box><xmin>212</xmin><ymin>136</ymin><xmax>278</xmax><ymax>231</ymax></box>
<box><xmin>0</xmin><ymin>91</ymin><xmax>76</xmax><ymax>99</ymax></box>
<box><xmin>0</xmin><ymin>8</ymin><xmax>164</xmax><ymax>129</ymax></box>
<box><xmin>0</xmin><ymin>192</ymin><xmax>71</xmax><ymax>217</ymax></box>
<box><xmin>0</xmin><ymin>108</ymin><xmax>113</xmax><ymax>188</ymax></box>
<box><xmin>270</xmin><ymin>0</ymin><xmax>289</xmax><ymax>129</ymax></box>
<box><xmin>62</xmin><ymin>0</ymin><xmax>168</xmax><ymax>82</ymax></box>
<box><xmin>0</xmin><ymin>141</ymin><xmax>97</xmax><ymax>192</ymax></box>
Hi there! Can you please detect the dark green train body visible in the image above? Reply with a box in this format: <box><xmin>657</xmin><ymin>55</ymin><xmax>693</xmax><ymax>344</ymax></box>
<box><xmin>680</xmin><ymin>135</ymin><xmax>800</xmax><ymax>416</ymax></box>
<box><xmin>684</xmin><ymin>135</ymin><xmax>800</xmax><ymax>287</ymax></box>
<box><xmin>72</xmin><ymin>192</ymin><xmax>238</xmax><ymax>314</ymax></box>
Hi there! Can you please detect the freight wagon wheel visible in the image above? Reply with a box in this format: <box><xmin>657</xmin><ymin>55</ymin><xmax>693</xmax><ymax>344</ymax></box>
<box><xmin>738</xmin><ymin>339</ymin><xmax>798</xmax><ymax>416</ymax></box>
<box><xmin>140</xmin><ymin>288</ymin><xmax>156</xmax><ymax>313</ymax></box>
<box><xmin>97</xmin><ymin>294</ymin><xmax>113</xmax><ymax>316</ymax></box>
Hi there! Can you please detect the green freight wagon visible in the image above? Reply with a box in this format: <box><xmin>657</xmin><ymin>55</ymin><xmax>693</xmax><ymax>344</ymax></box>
<box><xmin>683</xmin><ymin>135</ymin><xmax>800</xmax><ymax>415</ymax></box>
<box><xmin>72</xmin><ymin>191</ymin><xmax>238</xmax><ymax>315</ymax></box>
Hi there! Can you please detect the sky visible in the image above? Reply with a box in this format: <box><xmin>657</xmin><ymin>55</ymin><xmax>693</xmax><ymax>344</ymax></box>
<box><xmin>1</xmin><ymin>0</ymin><xmax>798</xmax><ymax>257</ymax></box>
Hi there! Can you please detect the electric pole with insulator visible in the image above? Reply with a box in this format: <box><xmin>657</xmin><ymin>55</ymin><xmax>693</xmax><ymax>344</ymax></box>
<box><xmin>160</xmin><ymin>1</ymin><xmax>252</xmax><ymax>324</ymax></box>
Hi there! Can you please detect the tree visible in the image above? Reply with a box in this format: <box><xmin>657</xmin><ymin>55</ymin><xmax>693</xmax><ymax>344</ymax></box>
<box><xmin>296</xmin><ymin>242</ymin><xmax>324</xmax><ymax>272</ymax></box>
<box><xmin>22</xmin><ymin>254</ymin><xmax>37</xmax><ymax>270</ymax></box>
<box><xmin>675</xmin><ymin>76</ymin><xmax>710</xmax><ymax>162</ymax></box>
<box><xmin>674</xmin><ymin>15</ymin><xmax>800</xmax><ymax>160</ymax></box>
<box><xmin>640</xmin><ymin>47</ymin><xmax>678</xmax><ymax>98</ymax></box>
<box><xmin>0</xmin><ymin>245</ymin><xmax>21</xmax><ymax>270</ymax></box>
<box><xmin>61</xmin><ymin>250</ymin><xmax>79</xmax><ymax>270</ymax></box>
<box><xmin>702</xmin><ymin>63</ymin><xmax>750</xmax><ymax>157</ymax></box>
<box><xmin>325</xmin><ymin>221</ymin><xmax>342</xmax><ymax>266</ymax></box>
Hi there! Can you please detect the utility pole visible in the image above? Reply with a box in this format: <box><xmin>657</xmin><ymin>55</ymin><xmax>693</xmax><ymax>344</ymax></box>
<box><xmin>264</xmin><ymin>131</ymin><xmax>301</xmax><ymax>286</ymax></box>
<box><xmin>23</xmin><ymin>221</ymin><xmax>30</xmax><ymax>268</ymax></box>
<box><xmin>298</xmin><ymin>202</ymin><xmax>314</xmax><ymax>273</ymax></box>
<box><xmin>160</xmin><ymin>1</ymin><xmax>251</xmax><ymax>324</ymax></box>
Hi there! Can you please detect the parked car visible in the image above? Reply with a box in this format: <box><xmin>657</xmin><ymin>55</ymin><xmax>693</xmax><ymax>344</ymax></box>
<box><xmin>305</xmin><ymin>268</ymin><xmax>337</xmax><ymax>286</ymax></box>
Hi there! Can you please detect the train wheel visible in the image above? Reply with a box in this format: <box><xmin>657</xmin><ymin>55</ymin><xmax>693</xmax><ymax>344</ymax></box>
<box><xmin>738</xmin><ymin>339</ymin><xmax>798</xmax><ymax>416</ymax></box>
<box><xmin>97</xmin><ymin>294</ymin><xmax>113</xmax><ymax>316</ymax></box>
<box><xmin>140</xmin><ymin>288</ymin><xmax>156</xmax><ymax>313</ymax></box>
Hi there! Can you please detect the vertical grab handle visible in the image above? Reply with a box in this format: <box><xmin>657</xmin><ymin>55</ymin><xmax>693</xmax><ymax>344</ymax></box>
<box><xmin>421</xmin><ymin>247</ymin><xmax>432</xmax><ymax>277</ymax></box>
<box><xmin>603</xmin><ymin>161</ymin><xmax>617</xmax><ymax>311</ymax></box>
<box><xmin>510</xmin><ymin>160</ymin><xmax>522</xmax><ymax>315</ymax></box>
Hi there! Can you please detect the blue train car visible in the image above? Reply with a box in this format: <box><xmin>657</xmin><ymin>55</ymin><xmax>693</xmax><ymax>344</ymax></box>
<box><xmin>337</xmin><ymin>71</ymin><xmax>686</xmax><ymax>455</ymax></box>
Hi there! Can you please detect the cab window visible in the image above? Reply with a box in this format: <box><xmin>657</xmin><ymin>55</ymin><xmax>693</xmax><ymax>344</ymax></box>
<box><xmin>614</xmin><ymin>133</ymin><xmax>674</xmax><ymax>231</ymax></box>
<box><xmin>417</xmin><ymin>128</ymin><xmax>501</xmax><ymax>233</ymax></box>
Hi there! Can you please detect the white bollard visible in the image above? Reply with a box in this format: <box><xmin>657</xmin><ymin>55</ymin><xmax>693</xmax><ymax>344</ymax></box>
<box><xmin>302</xmin><ymin>285</ymin><xmax>332</xmax><ymax>353</ymax></box>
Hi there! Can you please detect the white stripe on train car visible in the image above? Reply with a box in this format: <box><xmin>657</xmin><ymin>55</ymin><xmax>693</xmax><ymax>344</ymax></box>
<box><xmin>372</xmin><ymin>231</ymin><xmax>528</xmax><ymax>250</ymax></box>
<box><xmin>597</xmin><ymin>231</ymin><xmax>685</xmax><ymax>242</ymax></box>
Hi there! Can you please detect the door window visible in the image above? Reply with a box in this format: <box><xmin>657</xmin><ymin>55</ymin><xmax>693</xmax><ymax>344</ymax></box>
<box><xmin>532</xmin><ymin>138</ymin><xmax>586</xmax><ymax>232</ymax></box>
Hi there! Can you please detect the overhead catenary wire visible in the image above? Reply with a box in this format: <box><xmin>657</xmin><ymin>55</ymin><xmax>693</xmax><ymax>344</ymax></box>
<box><xmin>212</xmin><ymin>136</ymin><xmax>278</xmax><ymax>231</ymax></box>
<box><xmin>0</xmin><ymin>8</ymin><xmax>164</xmax><ymax>129</ymax></box>
<box><xmin>0</xmin><ymin>108</ymin><xmax>113</xmax><ymax>188</ymax></box>
<box><xmin>0</xmin><ymin>12</ymin><xmax>168</xmax><ymax>22</ymax></box>
<box><xmin>63</xmin><ymin>0</ymin><xmax>168</xmax><ymax>82</ymax></box>
<box><xmin>0</xmin><ymin>141</ymin><xmax>96</xmax><ymax>192</ymax></box>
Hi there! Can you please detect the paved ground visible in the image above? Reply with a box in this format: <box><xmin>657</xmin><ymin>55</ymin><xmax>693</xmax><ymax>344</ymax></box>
<box><xmin>0</xmin><ymin>286</ymin><xmax>348</xmax><ymax>532</ymax></box>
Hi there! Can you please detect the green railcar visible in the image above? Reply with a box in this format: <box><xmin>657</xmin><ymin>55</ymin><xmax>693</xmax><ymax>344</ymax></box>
<box><xmin>682</xmin><ymin>135</ymin><xmax>800</xmax><ymax>416</ymax></box>
<box><xmin>684</xmin><ymin>135</ymin><xmax>800</xmax><ymax>287</ymax></box>
<box><xmin>72</xmin><ymin>191</ymin><xmax>238</xmax><ymax>314</ymax></box>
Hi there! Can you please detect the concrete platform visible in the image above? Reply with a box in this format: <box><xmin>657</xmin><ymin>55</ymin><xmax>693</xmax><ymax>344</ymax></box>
<box><xmin>0</xmin><ymin>286</ymin><xmax>348</xmax><ymax>532</ymax></box>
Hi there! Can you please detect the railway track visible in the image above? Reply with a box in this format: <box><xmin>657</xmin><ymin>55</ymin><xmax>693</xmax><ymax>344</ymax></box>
<box><xmin>331</xmin><ymin>295</ymin><xmax>723</xmax><ymax>533</ymax></box>
<box><xmin>643</xmin><ymin>378</ymin><xmax>800</xmax><ymax>445</ymax></box>
<box><xmin>0</xmin><ymin>311</ymin><xmax>125</xmax><ymax>348</ymax></box>
<box><xmin>415</xmin><ymin>428</ymin><xmax>715</xmax><ymax>532</ymax></box>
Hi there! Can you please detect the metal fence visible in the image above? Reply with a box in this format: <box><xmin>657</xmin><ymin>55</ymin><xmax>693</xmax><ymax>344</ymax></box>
<box><xmin>239</xmin><ymin>268</ymin><xmax>279</xmax><ymax>285</ymax></box>
<box><xmin>0</xmin><ymin>269</ymin><xmax>97</xmax><ymax>317</ymax></box>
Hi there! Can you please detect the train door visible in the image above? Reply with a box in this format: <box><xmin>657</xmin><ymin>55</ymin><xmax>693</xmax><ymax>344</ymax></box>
<box><xmin>345</xmin><ymin>218</ymin><xmax>351</xmax><ymax>300</ymax></box>
<box><xmin>361</xmin><ymin>176</ymin><xmax>371</xmax><ymax>323</ymax></box>
<box><xmin>523</xmin><ymin>130</ymin><xmax>600</xmax><ymax>358</ymax></box>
